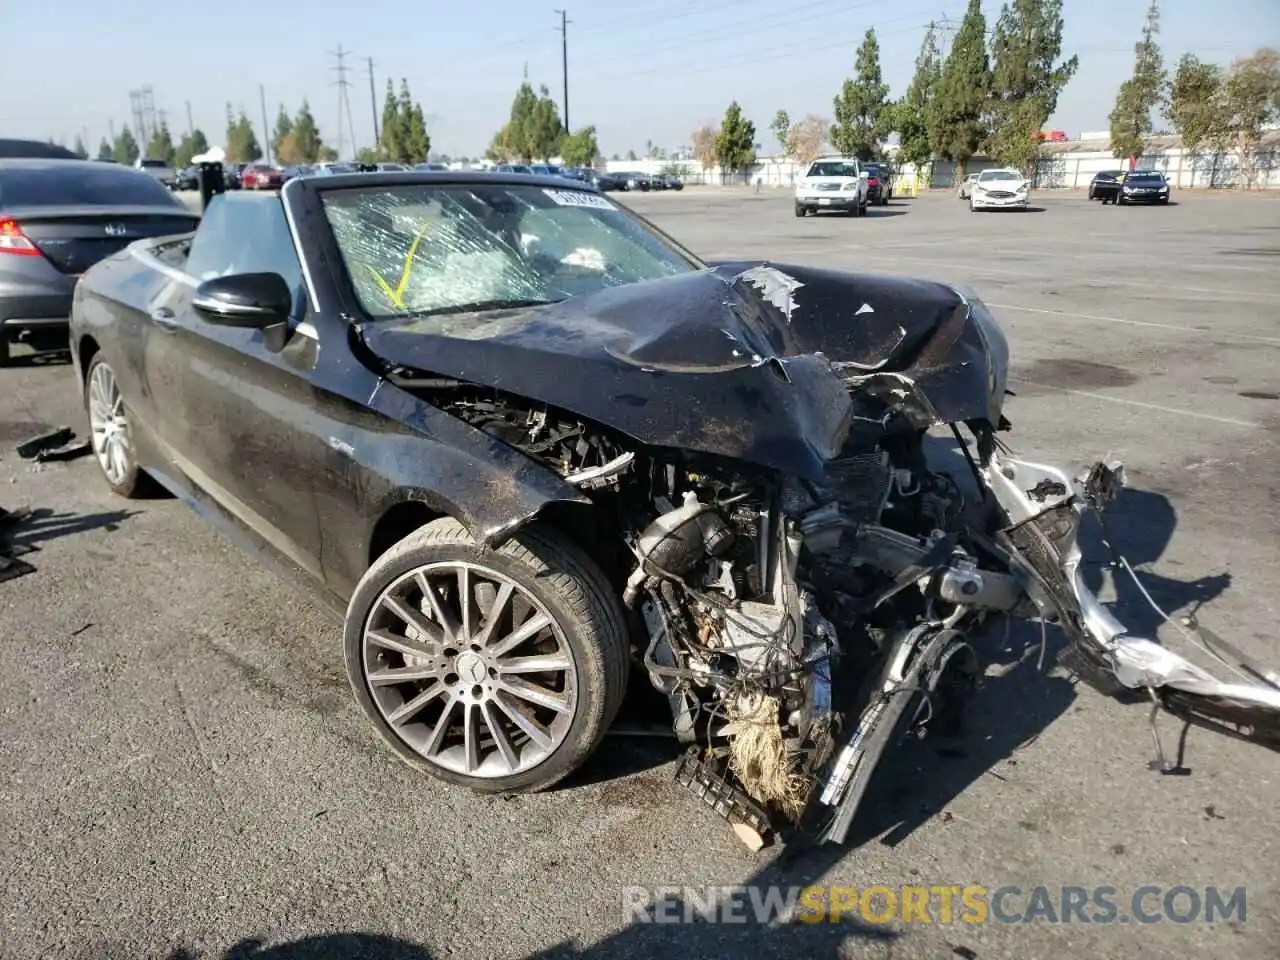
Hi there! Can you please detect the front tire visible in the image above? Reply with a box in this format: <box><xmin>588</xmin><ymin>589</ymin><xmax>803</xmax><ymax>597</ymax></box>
<box><xmin>794</xmin><ymin>203</ymin><xmax>806</xmax><ymax>217</ymax></box>
<box><xmin>84</xmin><ymin>354</ymin><xmax>151</xmax><ymax>498</ymax></box>
<box><xmin>344</xmin><ymin>517</ymin><xmax>630</xmax><ymax>794</ymax></box>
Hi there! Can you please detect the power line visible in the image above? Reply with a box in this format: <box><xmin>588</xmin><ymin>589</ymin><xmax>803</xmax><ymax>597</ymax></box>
<box><xmin>556</xmin><ymin>9</ymin><xmax>571</xmax><ymax>131</ymax></box>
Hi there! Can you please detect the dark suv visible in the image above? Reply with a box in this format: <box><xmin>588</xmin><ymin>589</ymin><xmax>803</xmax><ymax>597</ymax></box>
<box><xmin>863</xmin><ymin>163</ymin><xmax>893</xmax><ymax>205</ymax></box>
<box><xmin>1088</xmin><ymin>170</ymin><xmax>1124</xmax><ymax>203</ymax></box>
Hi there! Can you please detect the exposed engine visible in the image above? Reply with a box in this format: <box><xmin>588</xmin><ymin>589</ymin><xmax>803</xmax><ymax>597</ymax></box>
<box><xmin>431</xmin><ymin>385</ymin><xmax>1027</xmax><ymax>845</ymax></box>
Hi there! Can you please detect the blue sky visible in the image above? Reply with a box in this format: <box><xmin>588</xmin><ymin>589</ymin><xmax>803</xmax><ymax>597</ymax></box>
<box><xmin>3</xmin><ymin>0</ymin><xmax>1277</xmax><ymax>158</ymax></box>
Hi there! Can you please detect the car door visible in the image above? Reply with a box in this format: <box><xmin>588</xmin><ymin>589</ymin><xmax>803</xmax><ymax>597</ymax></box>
<box><xmin>143</xmin><ymin>192</ymin><xmax>326</xmax><ymax>579</ymax></box>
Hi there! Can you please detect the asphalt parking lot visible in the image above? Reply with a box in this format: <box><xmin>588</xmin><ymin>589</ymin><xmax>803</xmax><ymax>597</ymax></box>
<box><xmin>1</xmin><ymin>187</ymin><xmax>1278</xmax><ymax>960</ymax></box>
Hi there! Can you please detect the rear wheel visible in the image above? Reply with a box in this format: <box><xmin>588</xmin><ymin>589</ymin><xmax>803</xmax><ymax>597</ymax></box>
<box><xmin>344</xmin><ymin>517</ymin><xmax>631</xmax><ymax>794</ymax></box>
<box><xmin>794</xmin><ymin>203</ymin><xmax>806</xmax><ymax>218</ymax></box>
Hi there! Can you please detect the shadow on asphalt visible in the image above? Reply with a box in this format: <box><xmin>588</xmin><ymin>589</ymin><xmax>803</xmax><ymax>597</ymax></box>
<box><xmin>1077</xmin><ymin>487</ymin><xmax>1229</xmax><ymax>642</ymax></box>
<box><xmin>3</xmin><ymin>506</ymin><xmax>137</xmax><ymax>549</ymax></box>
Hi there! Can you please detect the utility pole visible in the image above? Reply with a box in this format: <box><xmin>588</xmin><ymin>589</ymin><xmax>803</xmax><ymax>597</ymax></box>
<box><xmin>185</xmin><ymin>100</ymin><xmax>194</xmax><ymax>137</ymax></box>
<box><xmin>555</xmin><ymin>9</ymin><xmax>571</xmax><ymax>132</ymax></box>
<box><xmin>259</xmin><ymin>84</ymin><xmax>272</xmax><ymax>165</ymax></box>
<box><xmin>330</xmin><ymin>44</ymin><xmax>357</xmax><ymax>160</ymax></box>
<box><xmin>367</xmin><ymin>57</ymin><xmax>380</xmax><ymax>149</ymax></box>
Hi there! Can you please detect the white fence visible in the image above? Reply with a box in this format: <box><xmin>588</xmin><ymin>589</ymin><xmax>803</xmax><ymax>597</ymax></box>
<box><xmin>603</xmin><ymin>134</ymin><xmax>1280</xmax><ymax>191</ymax></box>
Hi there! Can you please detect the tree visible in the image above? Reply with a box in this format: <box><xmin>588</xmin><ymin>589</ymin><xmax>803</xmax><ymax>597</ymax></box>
<box><xmin>380</xmin><ymin>80</ymin><xmax>403</xmax><ymax>161</ymax></box>
<box><xmin>770</xmin><ymin>110</ymin><xmax>791</xmax><ymax>155</ymax></box>
<box><xmin>785</xmin><ymin>114</ymin><xmax>828</xmax><ymax>167</ymax></box>
<box><xmin>146</xmin><ymin>121</ymin><xmax>176</xmax><ymax>164</ymax></box>
<box><xmin>271</xmin><ymin>106</ymin><xmax>293</xmax><ymax>165</ymax></box>
<box><xmin>71</xmin><ymin>135</ymin><xmax>89</xmax><ymax>160</ymax></box>
<box><xmin>113</xmin><ymin>125</ymin><xmax>140</xmax><ymax>165</ymax></box>
<box><xmin>1168</xmin><ymin>54</ymin><xmax>1227</xmax><ymax>155</ymax></box>
<box><xmin>691</xmin><ymin>124</ymin><xmax>717</xmax><ymax>169</ymax></box>
<box><xmin>288</xmin><ymin>101</ymin><xmax>324</xmax><ymax>163</ymax></box>
<box><xmin>714</xmin><ymin>101</ymin><xmax>756</xmax><ymax>175</ymax></box>
<box><xmin>317</xmin><ymin>145</ymin><xmax>338</xmax><ymax>162</ymax></box>
<box><xmin>491</xmin><ymin>80</ymin><xmax>543</xmax><ymax>163</ymax></box>
<box><xmin>527</xmin><ymin>86</ymin><xmax>562</xmax><ymax>160</ymax></box>
<box><xmin>175</xmin><ymin>128</ymin><xmax>210</xmax><ymax>167</ymax></box>
<box><xmin>560</xmin><ymin>125</ymin><xmax>600</xmax><ymax>167</ymax></box>
<box><xmin>225</xmin><ymin>110</ymin><xmax>262</xmax><ymax>163</ymax></box>
<box><xmin>930</xmin><ymin>0</ymin><xmax>992</xmax><ymax>177</ymax></box>
<box><xmin>986</xmin><ymin>0</ymin><xmax>1079</xmax><ymax>173</ymax></box>
<box><xmin>96</xmin><ymin>137</ymin><xmax>113</xmax><ymax>161</ymax></box>
<box><xmin>830</xmin><ymin>29</ymin><xmax>892</xmax><ymax>160</ymax></box>
<box><xmin>625</xmin><ymin>149</ymin><xmax>638</xmax><ymax>161</ymax></box>
<box><xmin>892</xmin><ymin>23</ymin><xmax>943</xmax><ymax>168</ymax></box>
<box><xmin>1220</xmin><ymin>48</ymin><xmax>1280</xmax><ymax>188</ymax></box>
<box><xmin>1108</xmin><ymin>0</ymin><xmax>1164</xmax><ymax>165</ymax></box>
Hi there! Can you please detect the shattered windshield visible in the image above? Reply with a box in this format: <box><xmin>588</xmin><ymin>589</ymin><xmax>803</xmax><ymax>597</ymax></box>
<box><xmin>321</xmin><ymin>182</ymin><xmax>700</xmax><ymax>319</ymax></box>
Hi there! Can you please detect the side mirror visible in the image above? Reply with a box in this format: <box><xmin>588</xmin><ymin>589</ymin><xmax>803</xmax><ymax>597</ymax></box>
<box><xmin>858</xmin><ymin>171</ymin><xmax>869</xmax><ymax>179</ymax></box>
<box><xmin>193</xmin><ymin>272</ymin><xmax>293</xmax><ymax>328</ymax></box>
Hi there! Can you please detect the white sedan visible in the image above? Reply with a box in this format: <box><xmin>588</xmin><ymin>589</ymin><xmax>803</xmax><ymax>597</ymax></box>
<box><xmin>969</xmin><ymin>168</ymin><xmax>1031</xmax><ymax>211</ymax></box>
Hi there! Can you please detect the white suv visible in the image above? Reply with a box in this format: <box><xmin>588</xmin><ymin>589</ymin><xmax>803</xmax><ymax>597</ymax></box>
<box><xmin>794</xmin><ymin>155</ymin><xmax>868</xmax><ymax>218</ymax></box>
<box><xmin>134</xmin><ymin>156</ymin><xmax>177</xmax><ymax>189</ymax></box>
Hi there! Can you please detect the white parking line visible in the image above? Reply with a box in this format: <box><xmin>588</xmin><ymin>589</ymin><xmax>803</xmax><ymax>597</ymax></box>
<box><xmin>1011</xmin><ymin>379</ymin><xmax>1264</xmax><ymax>429</ymax></box>
<box><xmin>857</xmin><ymin>253</ymin><xmax>1280</xmax><ymax>301</ymax></box>
<box><xmin>988</xmin><ymin>302</ymin><xmax>1280</xmax><ymax>345</ymax></box>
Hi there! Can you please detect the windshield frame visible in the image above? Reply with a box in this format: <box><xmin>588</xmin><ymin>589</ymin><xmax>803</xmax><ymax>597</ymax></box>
<box><xmin>299</xmin><ymin>176</ymin><xmax>708</xmax><ymax>324</ymax></box>
<box><xmin>806</xmin><ymin>160</ymin><xmax>860</xmax><ymax>179</ymax></box>
<box><xmin>978</xmin><ymin>169</ymin><xmax>1022</xmax><ymax>182</ymax></box>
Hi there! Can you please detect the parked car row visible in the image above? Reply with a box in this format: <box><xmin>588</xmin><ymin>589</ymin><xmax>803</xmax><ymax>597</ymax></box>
<box><xmin>954</xmin><ymin>168</ymin><xmax>1173</xmax><ymax>208</ymax></box>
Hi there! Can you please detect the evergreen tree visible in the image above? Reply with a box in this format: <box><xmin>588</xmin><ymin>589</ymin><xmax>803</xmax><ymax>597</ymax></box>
<box><xmin>1108</xmin><ymin>0</ymin><xmax>1164</xmax><ymax>164</ymax></box>
<box><xmin>830</xmin><ymin>29</ymin><xmax>891</xmax><ymax>159</ymax></box>
<box><xmin>529</xmin><ymin>86</ymin><xmax>564</xmax><ymax>160</ymax></box>
<box><xmin>381</xmin><ymin>80</ymin><xmax>403</xmax><ymax>161</ymax></box>
<box><xmin>892</xmin><ymin>23</ymin><xmax>943</xmax><ymax>168</ymax></box>
<box><xmin>713</xmin><ymin>101</ymin><xmax>756</xmax><ymax>174</ymax></box>
<box><xmin>291</xmin><ymin>101</ymin><xmax>323</xmax><ymax>163</ymax></box>
<box><xmin>96</xmin><ymin>137</ymin><xmax>114</xmax><ymax>161</ymax></box>
<box><xmin>176</xmin><ymin>129</ymin><xmax>210</xmax><ymax>168</ymax></box>
<box><xmin>113</xmin><ymin>125</ymin><xmax>140</xmax><ymax>165</ymax></box>
<box><xmin>72</xmin><ymin>135</ymin><xmax>89</xmax><ymax>159</ymax></box>
<box><xmin>931</xmin><ymin>0</ymin><xmax>992</xmax><ymax>177</ymax></box>
<box><xmin>986</xmin><ymin>0</ymin><xmax>1078</xmax><ymax>173</ymax></box>
<box><xmin>272</xmin><ymin>105</ymin><xmax>293</xmax><ymax>164</ymax></box>
<box><xmin>226</xmin><ymin>111</ymin><xmax>262</xmax><ymax>163</ymax></box>
<box><xmin>146</xmin><ymin>121</ymin><xmax>176</xmax><ymax>164</ymax></box>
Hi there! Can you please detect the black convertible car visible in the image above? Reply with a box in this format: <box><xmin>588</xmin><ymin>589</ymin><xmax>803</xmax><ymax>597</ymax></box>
<box><xmin>69</xmin><ymin>171</ymin><xmax>1279</xmax><ymax>848</ymax></box>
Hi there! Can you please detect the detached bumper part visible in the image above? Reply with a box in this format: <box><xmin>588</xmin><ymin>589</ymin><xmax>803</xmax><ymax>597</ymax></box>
<box><xmin>987</xmin><ymin>453</ymin><xmax>1280</xmax><ymax>738</ymax></box>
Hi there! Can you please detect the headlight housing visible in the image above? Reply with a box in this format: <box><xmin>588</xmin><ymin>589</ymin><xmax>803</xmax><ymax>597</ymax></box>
<box><xmin>842</xmin><ymin>182</ymin><xmax>859</xmax><ymax>192</ymax></box>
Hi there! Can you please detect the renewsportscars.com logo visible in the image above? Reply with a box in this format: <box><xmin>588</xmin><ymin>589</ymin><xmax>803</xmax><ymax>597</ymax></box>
<box><xmin>621</xmin><ymin>884</ymin><xmax>1248</xmax><ymax>926</ymax></box>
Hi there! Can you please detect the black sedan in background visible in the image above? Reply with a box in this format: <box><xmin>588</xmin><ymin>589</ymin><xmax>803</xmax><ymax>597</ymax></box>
<box><xmin>1114</xmin><ymin>170</ymin><xmax>1171</xmax><ymax>205</ymax></box>
<box><xmin>863</xmin><ymin>162</ymin><xmax>893</xmax><ymax>205</ymax></box>
<box><xmin>0</xmin><ymin>159</ymin><xmax>199</xmax><ymax>364</ymax></box>
<box><xmin>1088</xmin><ymin>170</ymin><xmax>1124</xmax><ymax>202</ymax></box>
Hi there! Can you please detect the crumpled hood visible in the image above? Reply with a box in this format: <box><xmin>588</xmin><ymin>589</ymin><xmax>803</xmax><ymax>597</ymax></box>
<box><xmin>359</xmin><ymin>263</ymin><xmax>983</xmax><ymax>481</ymax></box>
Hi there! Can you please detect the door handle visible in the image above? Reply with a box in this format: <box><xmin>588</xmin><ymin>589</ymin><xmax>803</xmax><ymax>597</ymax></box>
<box><xmin>150</xmin><ymin>307</ymin><xmax>179</xmax><ymax>328</ymax></box>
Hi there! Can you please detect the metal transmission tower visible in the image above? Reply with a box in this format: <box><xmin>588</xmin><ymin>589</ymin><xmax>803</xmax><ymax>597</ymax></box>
<box><xmin>129</xmin><ymin>87</ymin><xmax>157</xmax><ymax>146</ymax></box>
<box><xmin>555</xmin><ymin>9</ymin><xmax>571</xmax><ymax>132</ymax></box>
<box><xmin>330</xmin><ymin>45</ymin><xmax>359</xmax><ymax>160</ymax></box>
<box><xmin>367</xmin><ymin>57</ymin><xmax>380</xmax><ymax>148</ymax></box>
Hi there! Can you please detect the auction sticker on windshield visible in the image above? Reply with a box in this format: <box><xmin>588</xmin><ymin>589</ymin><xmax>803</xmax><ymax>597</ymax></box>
<box><xmin>543</xmin><ymin>188</ymin><xmax>614</xmax><ymax>209</ymax></box>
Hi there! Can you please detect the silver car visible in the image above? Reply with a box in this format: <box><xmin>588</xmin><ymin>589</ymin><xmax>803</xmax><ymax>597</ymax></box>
<box><xmin>0</xmin><ymin>159</ymin><xmax>198</xmax><ymax>365</ymax></box>
<box><xmin>957</xmin><ymin>172</ymin><xmax>980</xmax><ymax>199</ymax></box>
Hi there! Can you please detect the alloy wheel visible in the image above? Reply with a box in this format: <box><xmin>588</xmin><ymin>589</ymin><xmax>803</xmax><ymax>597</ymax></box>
<box><xmin>360</xmin><ymin>561</ymin><xmax>579</xmax><ymax>779</ymax></box>
<box><xmin>87</xmin><ymin>360</ymin><xmax>133</xmax><ymax>487</ymax></box>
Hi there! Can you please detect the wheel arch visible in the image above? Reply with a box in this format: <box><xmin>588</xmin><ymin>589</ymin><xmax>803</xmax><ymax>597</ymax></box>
<box><xmin>76</xmin><ymin>333</ymin><xmax>101</xmax><ymax>385</ymax></box>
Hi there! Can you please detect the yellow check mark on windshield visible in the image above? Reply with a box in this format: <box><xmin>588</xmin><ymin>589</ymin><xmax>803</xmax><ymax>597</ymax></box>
<box><xmin>367</xmin><ymin>219</ymin><xmax>432</xmax><ymax>310</ymax></box>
